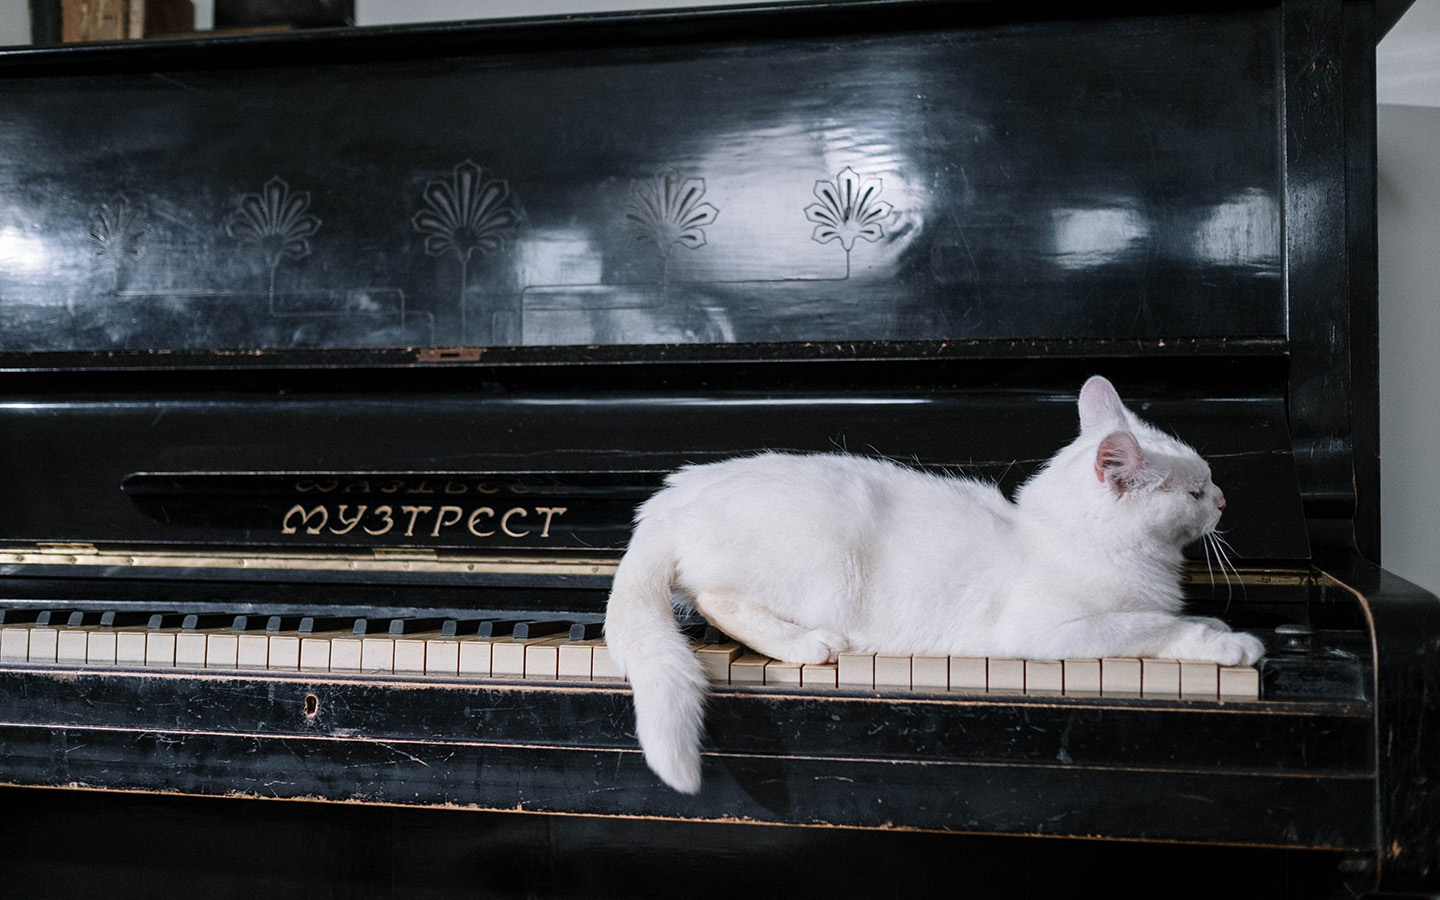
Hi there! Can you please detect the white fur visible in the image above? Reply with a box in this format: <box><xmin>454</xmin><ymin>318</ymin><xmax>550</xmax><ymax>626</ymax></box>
<box><xmin>604</xmin><ymin>376</ymin><xmax>1265</xmax><ymax>793</ymax></box>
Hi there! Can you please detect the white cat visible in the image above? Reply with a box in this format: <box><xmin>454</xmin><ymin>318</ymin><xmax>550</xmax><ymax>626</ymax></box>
<box><xmin>603</xmin><ymin>376</ymin><xmax>1265</xmax><ymax>794</ymax></box>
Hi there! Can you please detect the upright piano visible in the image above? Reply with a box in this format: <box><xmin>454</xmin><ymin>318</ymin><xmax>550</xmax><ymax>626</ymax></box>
<box><xmin>0</xmin><ymin>1</ymin><xmax>1435</xmax><ymax>896</ymax></box>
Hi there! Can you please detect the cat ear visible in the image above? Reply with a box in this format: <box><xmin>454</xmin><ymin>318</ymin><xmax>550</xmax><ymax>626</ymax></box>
<box><xmin>1095</xmin><ymin>431</ymin><xmax>1147</xmax><ymax>492</ymax></box>
<box><xmin>1078</xmin><ymin>376</ymin><xmax>1127</xmax><ymax>434</ymax></box>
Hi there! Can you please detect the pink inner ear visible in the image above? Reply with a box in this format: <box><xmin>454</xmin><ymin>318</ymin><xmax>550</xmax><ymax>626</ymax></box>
<box><xmin>1095</xmin><ymin>431</ymin><xmax>1146</xmax><ymax>489</ymax></box>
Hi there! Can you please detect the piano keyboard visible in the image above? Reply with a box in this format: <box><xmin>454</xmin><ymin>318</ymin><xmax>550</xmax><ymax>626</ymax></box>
<box><xmin>0</xmin><ymin>610</ymin><xmax>1262</xmax><ymax>701</ymax></box>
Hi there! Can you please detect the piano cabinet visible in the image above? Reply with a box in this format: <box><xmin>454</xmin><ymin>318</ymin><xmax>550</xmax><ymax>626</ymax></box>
<box><xmin>0</xmin><ymin>0</ymin><xmax>1436</xmax><ymax>896</ymax></box>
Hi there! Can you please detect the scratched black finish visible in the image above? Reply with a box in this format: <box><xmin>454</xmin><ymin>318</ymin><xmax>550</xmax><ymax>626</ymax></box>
<box><xmin>0</xmin><ymin>667</ymin><xmax>1373</xmax><ymax>848</ymax></box>
<box><xmin>0</xmin><ymin>6</ymin><xmax>1282</xmax><ymax>355</ymax></box>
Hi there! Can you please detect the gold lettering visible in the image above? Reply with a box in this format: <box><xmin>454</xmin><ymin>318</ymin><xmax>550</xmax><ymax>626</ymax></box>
<box><xmin>408</xmin><ymin>480</ymin><xmax>437</xmax><ymax>494</ymax></box>
<box><xmin>475</xmin><ymin>482</ymin><xmax>498</xmax><ymax>494</ymax></box>
<box><xmin>534</xmin><ymin>507</ymin><xmax>568</xmax><ymax>538</ymax></box>
<box><xmin>330</xmin><ymin>505</ymin><xmax>366</xmax><ymax>535</ymax></box>
<box><xmin>282</xmin><ymin>504</ymin><xmax>328</xmax><ymax>535</ymax></box>
<box><xmin>343</xmin><ymin>481</ymin><xmax>371</xmax><ymax>494</ymax></box>
<box><xmin>295</xmin><ymin>480</ymin><xmax>338</xmax><ymax>493</ymax></box>
<box><xmin>400</xmin><ymin>506</ymin><xmax>433</xmax><ymax>537</ymax></box>
<box><xmin>431</xmin><ymin>506</ymin><xmax>463</xmax><ymax>536</ymax></box>
<box><xmin>365</xmin><ymin>505</ymin><xmax>395</xmax><ymax>536</ymax></box>
<box><xmin>444</xmin><ymin>481</ymin><xmax>468</xmax><ymax>494</ymax></box>
<box><xmin>379</xmin><ymin>480</ymin><xmax>404</xmax><ymax>494</ymax></box>
<box><xmin>467</xmin><ymin>507</ymin><xmax>496</xmax><ymax>537</ymax></box>
<box><xmin>500</xmin><ymin>507</ymin><xmax>530</xmax><ymax>538</ymax></box>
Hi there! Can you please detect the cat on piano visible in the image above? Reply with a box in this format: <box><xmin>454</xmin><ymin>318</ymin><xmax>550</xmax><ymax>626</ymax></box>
<box><xmin>604</xmin><ymin>376</ymin><xmax>1265</xmax><ymax>793</ymax></box>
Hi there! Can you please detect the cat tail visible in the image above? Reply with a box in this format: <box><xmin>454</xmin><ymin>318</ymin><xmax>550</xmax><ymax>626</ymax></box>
<box><xmin>603</xmin><ymin>516</ymin><xmax>708</xmax><ymax>794</ymax></box>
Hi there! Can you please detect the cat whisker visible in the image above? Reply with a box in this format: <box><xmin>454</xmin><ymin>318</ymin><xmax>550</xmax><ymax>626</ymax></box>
<box><xmin>1211</xmin><ymin>532</ymin><xmax>1247</xmax><ymax>602</ymax></box>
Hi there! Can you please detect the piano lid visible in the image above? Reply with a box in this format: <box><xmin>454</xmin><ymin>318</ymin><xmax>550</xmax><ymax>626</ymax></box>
<box><xmin>0</xmin><ymin>2</ymin><xmax>1288</xmax><ymax>364</ymax></box>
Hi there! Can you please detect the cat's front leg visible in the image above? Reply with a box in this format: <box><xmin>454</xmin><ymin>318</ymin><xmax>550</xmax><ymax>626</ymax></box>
<box><xmin>1038</xmin><ymin>611</ymin><xmax>1265</xmax><ymax>666</ymax></box>
<box><xmin>693</xmin><ymin>590</ymin><xmax>850</xmax><ymax>664</ymax></box>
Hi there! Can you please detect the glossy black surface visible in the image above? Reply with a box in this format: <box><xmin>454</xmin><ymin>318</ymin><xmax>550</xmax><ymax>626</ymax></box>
<box><xmin>0</xmin><ymin>7</ymin><xmax>1282</xmax><ymax>355</ymax></box>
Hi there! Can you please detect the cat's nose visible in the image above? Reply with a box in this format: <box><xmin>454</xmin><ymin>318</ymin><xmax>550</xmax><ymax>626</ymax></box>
<box><xmin>1214</xmin><ymin>489</ymin><xmax>1226</xmax><ymax>512</ymax></box>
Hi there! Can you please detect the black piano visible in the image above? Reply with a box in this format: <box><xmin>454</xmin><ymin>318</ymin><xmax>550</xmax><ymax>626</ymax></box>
<box><xmin>0</xmin><ymin>1</ymin><xmax>1435</xmax><ymax>897</ymax></box>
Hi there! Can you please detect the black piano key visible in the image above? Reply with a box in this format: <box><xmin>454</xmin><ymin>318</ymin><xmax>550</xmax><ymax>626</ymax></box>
<box><xmin>512</xmin><ymin>620</ymin><xmax>570</xmax><ymax>640</ymax></box>
<box><xmin>475</xmin><ymin>619</ymin><xmax>525</xmax><ymax>638</ymax></box>
<box><xmin>181</xmin><ymin>613</ymin><xmax>237</xmax><ymax>631</ymax></box>
<box><xmin>35</xmin><ymin>609</ymin><xmax>79</xmax><ymax>627</ymax></box>
<box><xmin>0</xmin><ymin>609</ymin><xmax>46</xmax><ymax>626</ymax></box>
<box><xmin>265</xmin><ymin>615</ymin><xmax>304</xmax><ymax>633</ymax></box>
<box><xmin>350</xmin><ymin>617</ymin><xmax>375</xmax><ymax>635</ymax></box>
<box><xmin>100</xmin><ymin>611</ymin><xmax>155</xmax><ymax>628</ymax></box>
<box><xmin>229</xmin><ymin>614</ymin><xmax>269</xmax><ymax>632</ymax></box>
<box><xmin>66</xmin><ymin>611</ymin><xmax>106</xmax><ymax>628</ymax></box>
<box><xmin>147</xmin><ymin>613</ymin><xmax>187</xmax><ymax>630</ymax></box>
<box><xmin>387</xmin><ymin>617</ymin><xmax>448</xmax><ymax>636</ymax></box>
<box><xmin>702</xmin><ymin>624</ymin><xmax>731</xmax><ymax>644</ymax></box>
<box><xmin>568</xmin><ymin>622</ymin><xmax>603</xmax><ymax>641</ymax></box>
<box><xmin>298</xmin><ymin>616</ymin><xmax>358</xmax><ymax>635</ymax></box>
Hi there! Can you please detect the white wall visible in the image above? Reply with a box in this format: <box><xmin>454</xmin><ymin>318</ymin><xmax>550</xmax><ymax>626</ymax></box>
<box><xmin>0</xmin><ymin>3</ymin><xmax>30</xmax><ymax>46</ymax></box>
<box><xmin>1378</xmin><ymin>0</ymin><xmax>1440</xmax><ymax>594</ymax></box>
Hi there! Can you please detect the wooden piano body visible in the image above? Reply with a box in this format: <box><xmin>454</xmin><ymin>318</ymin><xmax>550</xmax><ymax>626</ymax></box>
<box><xmin>0</xmin><ymin>1</ymin><xmax>1436</xmax><ymax>896</ymax></box>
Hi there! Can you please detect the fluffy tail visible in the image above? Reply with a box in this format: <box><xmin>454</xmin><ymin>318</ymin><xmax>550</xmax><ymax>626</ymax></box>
<box><xmin>604</xmin><ymin>516</ymin><xmax>708</xmax><ymax>793</ymax></box>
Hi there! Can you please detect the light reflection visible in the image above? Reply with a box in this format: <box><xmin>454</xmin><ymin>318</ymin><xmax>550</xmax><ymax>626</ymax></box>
<box><xmin>1049</xmin><ymin>205</ymin><xmax>1148</xmax><ymax>269</ymax></box>
<box><xmin>1192</xmin><ymin>189</ymin><xmax>1278</xmax><ymax>265</ymax></box>
<box><xmin>0</xmin><ymin>225</ymin><xmax>51</xmax><ymax>275</ymax></box>
<box><xmin>515</xmin><ymin>226</ymin><xmax>602</xmax><ymax>287</ymax></box>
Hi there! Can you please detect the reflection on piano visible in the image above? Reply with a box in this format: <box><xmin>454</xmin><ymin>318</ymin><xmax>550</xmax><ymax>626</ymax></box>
<box><xmin>0</xmin><ymin>0</ymin><xmax>1436</xmax><ymax>897</ymax></box>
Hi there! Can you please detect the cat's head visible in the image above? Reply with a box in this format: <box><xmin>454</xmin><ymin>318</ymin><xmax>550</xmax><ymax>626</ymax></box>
<box><xmin>1016</xmin><ymin>376</ymin><xmax>1225</xmax><ymax>549</ymax></box>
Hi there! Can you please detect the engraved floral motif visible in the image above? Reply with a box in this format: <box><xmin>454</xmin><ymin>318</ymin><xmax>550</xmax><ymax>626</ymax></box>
<box><xmin>412</xmin><ymin>160</ymin><xmax>518</xmax><ymax>341</ymax></box>
<box><xmin>88</xmin><ymin>196</ymin><xmax>146</xmax><ymax>293</ymax></box>
<box><xmin>805</xmin><ymin>167</ymin><xmax>892</xmax><ymax>252</ymax></box>
<box><xmin>225</xmin><ymin>176</ymin><xmax>322</xmax><ymax>300</ymax></box>
<box><xmin>623</xmin><ymin>167</ymin><xmax>719</xmax><ymax>259</ymax></box>
<box><xmin>412</xmin><ymin>160</ymin><xmax>517</xmax><ymax>263</ymax></box>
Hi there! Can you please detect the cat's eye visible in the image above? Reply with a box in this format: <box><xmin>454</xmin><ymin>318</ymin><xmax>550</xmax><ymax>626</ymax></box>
<box><xmin>1189</xmin><ymin>489</ymin><xmax>1204</xmax><ymax>500</ymax></box>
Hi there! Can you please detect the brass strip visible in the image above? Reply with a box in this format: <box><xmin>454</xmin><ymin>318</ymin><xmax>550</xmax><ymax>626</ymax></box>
<box><xmin>0</xmin><ymin>547</ymin><xmax>618</xmax><ymax>577</ymax></box>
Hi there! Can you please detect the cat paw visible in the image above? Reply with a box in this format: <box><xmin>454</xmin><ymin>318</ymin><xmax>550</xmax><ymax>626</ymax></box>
<box><xmin>794</xmin><ymin>630</ymin><xmax>850</xmax><ymax>664</ymax></box>
<box><xmin>1199</xmin><ymin>629</ymin><xmax>1266</xmax><ymax>666</ymax></box>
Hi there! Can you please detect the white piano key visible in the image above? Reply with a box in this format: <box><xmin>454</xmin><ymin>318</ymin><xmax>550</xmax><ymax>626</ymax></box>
<box><xmin>836</xmin><ymin>652</ymin><xmax>875</xmax><ymax>688</ymax></box>
<box><xmin>360</xmin><ymin>636</ymin><xmax>396</xmax><ymax>673</ymax></box>
<box><xmin>145</xmin><ymin>632</ymin><xmax>178</xmax><ymax>667</ymax></box>
<box><xmin>56</xmin><ymin>629</ymin><xmax>92</xmax><ymax>664</ymax></box>
<box><xmin>1063</xmin><ymin>659</ymin><xmax>1102</xmax><ymax>697</ymax></box>
<box><xmin>949</xmin><ymin>657</ymin><xmax>988</xmax><ymax>693</ymax></box>
<box><xmin>729</xmin><ymin>653</ymin><xmax>769</xmax><ymax>684</ymax></box>
<box><xmin>1141</xmin><ymin>659</ymin><xmax>1181</xmax><ymax>698</ymax></box>
<box><xmin>801</xmin><ymin>662</ymin><xmax>838</xmax><ymax>687</ymax></box>
<box><xmin>873</xmin><ymin>654</ymin><xmax>912</xmax><ymax>689</ymax></box>
<box><xmin>174</xmin><ymin>632</ymin><xmax>209</xmax><ymax>667</ymax></box>
<box><xmin>87</xmin><ymin>631</ymin><xmax>117</xmax><ymax>665</ymax></box>
<box><xmin>27</xmin><ymin>627</ymin><xmax>59</xmax><ymax>663</ymax></box>
<box><xmin>765</xmin><ymin>660</ymin><xmax>803</xmax><ymax>685</ymax></box>
<box><xmin>206</xmin><ymin>633</ymin><xmax>239</xmax><ymax>668</ymax></box>
<box><xmin>236</xmin><ymin>633</ymin><xmax>270</xmax><ymax>669</ymax></box>
<box><xmin>267</xmin><ymin>634</ymin><xmax>300</xmax><ymax>670</ymax></box>
<box><xmin>115</xmin><ymin>631</ymin><xmax>148</xmax><ymax>665</ymax></box>
<box><xmin>457</xmin><ymin>638</ymin><xmax>496</xmax><ymax>676</ymax></box>
<box><xmin>330</xmin><ymin>636</ymin><xmax>363</xmax><ymax>672</ymax></box>
<box><xmin>424</xmin><ymin>638</ymin><xmax>461</xmax><ymax>675</ymax></box>
<box><xmin>393</xmin><ymin>638</ymin><xmax>428</xmax><ymax>673</ymax></box>
<box><xmin>695</xmin><ymin>642</ymin><xmax>742</xmax><ymax>682</ymax></box>
<box><xmin>591</xmin><ymin>642</ymin><xmax>622</xmax><ymax>681</ymax></box>
<box><xmin>0</xmin><ymin>626</ymin><xmax>29</xmax><ymax>661</ymax></box>
<box><xmin>911</xmin><ymin>655</ymin><xmax>949</xmax><ymax>690</ymax></box>
<box><xmin>523</xmin><ymin>639</ymin><xmax>565</xmax><ymax>680</ymax></box>
<box><xmin>1025</xmin><ymin>660</ymin><xmax>1064</xmax><ymax>695</ymax></box>
<box><xmin>987</xmin><ymin>658</ymin><xmax>1026</xmax><ymax>694</ymax></box>
<box><xmin>557</xmin><ymin>640</ymin><xmax>595</xmax><ymax>680</ymax></box>
<box><xmin>1219</xmin><ymin>666</ymin><xmax>1261</xmax><ymax>700</ymax></box>
<box><xmin>1100</xmin><ymin>658</ymin><xmax>1142</xmax><ymax>697</ymax></box>
<box><xmin>299</xmin><ymin>636</ymin><xmax>333</xmax><ymax>672</ymax></box>
<box><xmin>1179</xmin><ymin>661</ymin><xmax>1220</xmax><ymax>698</ymax></box>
